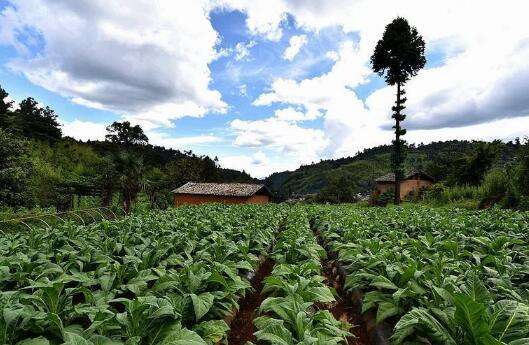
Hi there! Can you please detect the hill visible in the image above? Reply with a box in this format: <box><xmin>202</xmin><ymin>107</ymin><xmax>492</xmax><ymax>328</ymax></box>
<box><xmin>265</xmin><ymin>140</ymin><xmax>521</xmax><ymax>200</ymax></box>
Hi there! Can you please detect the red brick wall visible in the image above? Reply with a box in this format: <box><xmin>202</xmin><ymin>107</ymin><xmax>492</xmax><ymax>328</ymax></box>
<box><xmin>173</xmin><ymin>193</ymin><xmax>269</xmax><ymax>206</ymax></box>
<box><xmin>246</xmin><ymin>195</ymin><xmax>270</xmax><ymax>204</ymax></box>
<box><xmin>400</xmin><ymin>179</ymin><xmax>433</xmax><ymax>199</ymax></box>
<box><xmin>375</xmin><ymin>179</ymin><xmax>433</xmax><ymax>199</ymax></box>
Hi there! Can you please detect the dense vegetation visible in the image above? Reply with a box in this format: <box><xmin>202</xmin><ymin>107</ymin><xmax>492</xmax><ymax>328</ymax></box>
<box><xmin>265</xmin><ymin>139</ymin><xmax>528</xmax><ymax>208</ymax></box>
<box><xmin>0</xmin><ymin>204</ymin><xmax>281</xmax><ymax>344</ymax></box>
<box><xmin>0</xmin><ymin>85</ymin><xmax>254</xmax><ymax>214</ymax></box>
<box><xmin>254</xmin><ymin>208</ymin><xmax>350</xmax><ymax>344</ymax></box>
<box><xmin>311</xmin><ymin>204</ymin><xmax>529</xmax><ymax>344</ymax></box>
<box><xmin>1</xmin><ymin>204</ymin><xmax>528</xmax><ymax>344</ymax></box>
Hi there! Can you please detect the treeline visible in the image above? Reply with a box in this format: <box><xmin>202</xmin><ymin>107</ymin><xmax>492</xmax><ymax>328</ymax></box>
<box><xmin>423</xmin><ymin>140</ymin><xmax>529</xmax><ymax>209</ymax></box>
<box><xmin>0</xmin><ymin>85</ymin><xmax>254</xmax><ymax>213</ymax></box>
<box><xmin>266</xmin><ymin>139</ymin><xmax>529</xmax><ymax>208</ymax></box>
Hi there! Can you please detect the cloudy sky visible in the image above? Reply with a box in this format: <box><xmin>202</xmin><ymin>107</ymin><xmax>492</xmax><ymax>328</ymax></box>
<box><xmin>1</xmin><ymin>0</ymin><xmax>529</xmax><ymax>177</ymax></box>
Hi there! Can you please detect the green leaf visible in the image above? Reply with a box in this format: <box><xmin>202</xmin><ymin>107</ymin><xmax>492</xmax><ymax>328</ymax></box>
<box><xmin>190</xmin><ymin>293</ymin><xmax>214</xmax><ymax>321</ymax></box>
<box><xmin>193</xmin><ymin>320</ymin><xmax>230</xmax><ymax>343</ymax></box>
<box><xmin>371</xmin><ymin>276</ymin><xmax>399</xmax><ymax>290</ymax></box>
<box><xmin>392</xmin><ymin>308</ymin><xmax>457</xmax><ymax>345</ymax></box>
<box><xmin>308</xmin><ymin>286</ymin><xmax>335</xmax><ymax>303</ymax></box>
<box><xmin>453</xmin><ymin>293</ymin><xmax>494</xmax><ymax>343</ymax></box>
<box><xmin>158</xmin><ymin>325</ymin><xmax>207</xmax><ymax>345</ymax></box>
<box><xmin>89</xmin><ymin>336</ymin><xmax>124</xmax><ymax>345</ymax></box>
<box><xmin>376</xmin><ymin>301</ymin><xmax>400</xmax><ymax>324</ymax></box>
<box><xmin>63</xmin><ymin>333</ymin><xmax>94</xmax><ymax>345</ymax></box>
<box><xmin>253</xmin><ymin>316</ymin><xmax>293</xmax><ymax>345</ymax></box>
<box><xmin>16</xmin><ymin>338</ymin><xmax>51</xmax><ymax>345</ymax></box>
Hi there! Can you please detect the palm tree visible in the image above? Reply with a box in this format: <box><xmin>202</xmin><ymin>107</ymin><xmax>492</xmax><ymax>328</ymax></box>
<box><xmin>371</xmin><ymin>17</ymin><xmax>426</xmax><ymax>204</ymax></box>
<box><xmin>114</xmin><ymin>152</ymin><xmax>144</xmax><ymax>213</ymax></box>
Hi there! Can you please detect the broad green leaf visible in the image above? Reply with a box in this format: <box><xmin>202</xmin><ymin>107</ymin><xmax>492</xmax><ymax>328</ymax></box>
<box><xmin>376</xmin><ymin>301</ymin><xmax>399</xmax><ymax>324</ymax></box>
<box><xmin>190</xmin><ymin>293</ymin><xmax>214</xmax><ymax>321</ymax></box>
<box><xmin>16</xmin><ymin>338</ymin><xmax>50</xmax><ymax>345</ymax></box>
<box><xmin>193</xmin><ymin>320</ymin><xmax>230</xmax><ymax>343</ymax></box>
<box><xmin>371</xmin><ymin>276</ymin><xmax>398</xmax><ymax>290</ymax></box>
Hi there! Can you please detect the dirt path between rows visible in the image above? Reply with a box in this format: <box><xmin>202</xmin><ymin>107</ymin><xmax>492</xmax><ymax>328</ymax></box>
<box><xmin>226</xmin><ymin>257</ymin><xmax>275</xmax><ymax>345</ymax></box>
<box><xmin>313</xmin><ymin>226</ymin><xmax>371</xmax><ymax>345</ymax></box>
<box><xmin>321</xmin><ymin>256</ymin><xmax>371</xmax><ymax>345</ymax></box>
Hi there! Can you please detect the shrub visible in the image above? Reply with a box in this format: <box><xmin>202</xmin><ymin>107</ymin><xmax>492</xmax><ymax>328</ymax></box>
<box><xmin>481</xmin><ymin>168</ymin><xmax>510</xmax><ymax>199</ymax></box>
<box><xmin>370</xmin><ymin>189</ymin><xmax>394</xmax><ymax>206</ymax></box>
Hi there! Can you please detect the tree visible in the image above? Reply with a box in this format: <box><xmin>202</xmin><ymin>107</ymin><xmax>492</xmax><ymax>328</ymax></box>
<box><xmin>0</xmin><ymin>129</ymin><xmax>32</xmax><ymax>207</ymax></box>
<box><xmin>105</xmin><ymin>121</ymin><xmax>149</xmax><ymax>147</ymax></box>
<box><xmin>516</xmin><ymin>139</ymin><xmax>529</xmax><ymax>196</ymax></box>
<box><xmin>114</xmin><ymin>152</ymin><xmax>144</xmax><ymax>213</ymax></box>
<box><xmin>12</xmin><ymin>97</ymin><xmax>62</xmax><ymax>143</ymax></box>
<box><xmin>371</xmin><ymin>17</ymin><xmax>426</xmax><ymax>204</ymax></box>
<box><xmin>449</xmin><ymin>142</ymin><xmax>499</xmax><ymax>186</ymax></box>
<box><xmin>142</xmin><ymin>167</ymin><xmax>169</xmax><ymax>209</ymax></box>
<box><xmin>0</xmin><ymin>85</ymin><xmax>14</xmax><ymax>129</ymax></box>
<box><xmin>316</xmin><ymin>171</ymin><xmax>359</xmax><ymax>203</ymax></box>
<box><xmin>97</xmin><ymin>156</ymin><xmax>117</xmax><ymax>208</ymax></box>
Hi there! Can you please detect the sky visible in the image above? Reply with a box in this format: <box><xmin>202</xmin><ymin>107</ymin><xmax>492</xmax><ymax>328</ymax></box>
<box><xmin>1</xmin><ymin>0</ymin><xmax>529</xmax><ymax>178</ymax></box>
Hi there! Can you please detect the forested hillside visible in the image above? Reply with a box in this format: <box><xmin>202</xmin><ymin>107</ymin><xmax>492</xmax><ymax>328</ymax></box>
<box><xmin>0</xmin><ymin>85</ymin><xmax>254</xmax><ymax>212</ymax></box>
<box><xmin>265</xmin><ymin>139</ymin><xmax>523</xmax><ymax>201</ymax></box>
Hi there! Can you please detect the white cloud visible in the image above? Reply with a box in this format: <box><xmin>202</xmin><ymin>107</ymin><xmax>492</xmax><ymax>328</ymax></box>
<box><xmin>367</xmin><ymin>39</ymin><xmax>529</xmax><ymax>130</ymax></box>
<box><xmin>283</xmin><ymin>34</ymin><xmax>307</xmax><ymax>61</ymax></box>
<box><xmin>219</xmin><ymin>151</ymin><xmax>271</xmax><ymax>178</ymax></box>
<box><xmin>234</xmin><ymin>40</ymin><xmax>256</xmax><ymax>61</ymax></box>
<box><xmin>147</xmin><ymin>131</ymin><xmax>222</xmax><ymax>149</ymax></box>
<box><xmin>230</xmin><ymin>117</ymin><xmax>328</xmax><ymax>160</ymax></box>
<box><xmin>219</xmin><ymin>150</ymin><xmax>311</xmax><ymax>178</ymax></box>
<box><xmin>214</xmin><ymin>0</ymin><xmax>287</xmax><ymax>41</ymax></box>
<box><xmin>406</xmin><ymin>117</ymin><xmax>529</xmax><ymax>144</ymax></box>
<box><xmin>244</xmin><ymin>0</ymin><xmax>529</xmax><ymax>163</ymax></box>
<box><xmin>61</xmin><ymin>119</ymin><xmax>221</xmax><ymax>151</ymax></box>
<box><xmin>5</xmin><ymin>0</ymin><xmax>529</xmax><ymax>177</ymax></box>
<box><xmin>274</xmin><ymin>107</ymin><xmax>319</xmax><ymax>122</ymax></box>
<box><xmin>254</xmin><ymin>41</ymin><xmax>374</xmax><ymax>155</ymax></box>
<box><xmin>61</xmin><ymin>119</ymin><xmax>107</xmax><ymax>142</ymax></box>
<box><xmin>325</xmin><ymin>51</ymin><xmax>339</xmax><ymax>61</ymax></box>
<box><xmin>0</xmin><ymin>0</ymin><xmax>227</xmax><ymax>128</ymax></box>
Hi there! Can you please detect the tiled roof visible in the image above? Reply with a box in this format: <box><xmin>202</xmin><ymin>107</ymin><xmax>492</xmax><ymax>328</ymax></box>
<box><xmin>375</xmin><ymin>170</ymin><xmax>435</xmax><ymax>183</ymax></box>
<box><xmin>375</xmin><ymin>173</ymin><xmax>396</xmax><ymax>182</ymax></box>
<box><xmin>171</xmin><ymin>182</ymin><xmax>270</xmax><ymax>197</ymax></box>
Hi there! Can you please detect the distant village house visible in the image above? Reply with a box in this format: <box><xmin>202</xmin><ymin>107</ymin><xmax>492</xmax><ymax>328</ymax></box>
<box><xmin>374</xmin><ymin>170</ymin><xmax>435</xmax><ymax>200</ymax></box>
<box><xmin>172</xmin><ymin>182</ymin><xmax>271</xmax><ymax>206</ymax></box>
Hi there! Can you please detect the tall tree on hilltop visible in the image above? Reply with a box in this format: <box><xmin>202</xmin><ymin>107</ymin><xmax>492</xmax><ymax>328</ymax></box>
<box><xmin>105</xmin><ymin>121</ymin><xmax>149</xmax><ymax>147</ymax></box>
<box><xmin>371</xmin><ymin>17</ymin><xmax>426</xmax><ymax>204</ymax></box>
<box><xmin>10</xmin><ymin>97</ymin><xmax>62</xmax><ymax>143</ymax></box>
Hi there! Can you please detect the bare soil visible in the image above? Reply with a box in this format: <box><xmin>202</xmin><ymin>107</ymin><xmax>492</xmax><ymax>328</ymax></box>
<box><xmin>312</xmin><ymin>226</ymin><xmax>371</xmax><ymax>345</ymax></box>
<box><xmin>321</xmin><ymin>257</ymin><xmax>371</xmax><ymax>345</ymax></box>
<box><xmin>226</xmin><ymin>258</ymin><xmax>275</xmax><ymax>345</ymax></box>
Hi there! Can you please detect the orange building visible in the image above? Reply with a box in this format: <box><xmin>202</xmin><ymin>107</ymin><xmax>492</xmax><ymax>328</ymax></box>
<box><xmin>374</xmin><ymin>170</ymin><xmax>434</xmax><ymax>200</ymax></box>
<box><xmin>172</xmin><ymin>182</ymin><xmax>271</xmax><ymax>206</ymax></box>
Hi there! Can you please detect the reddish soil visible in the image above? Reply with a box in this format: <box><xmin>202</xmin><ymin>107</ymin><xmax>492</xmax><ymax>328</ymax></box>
<box><xmin>322</xmin><ymin>258</ymin><xmax>371</xmax><ymax>345</ymax></box>
<box><xmin>227</xmin><ymin>258</ymin><xmax>275</xmax><ymax>345</ymax></box>
<box><xmin>313</xmin><ymin>227</ymin><xmax>371</xmax><ymax>345</ymax></box>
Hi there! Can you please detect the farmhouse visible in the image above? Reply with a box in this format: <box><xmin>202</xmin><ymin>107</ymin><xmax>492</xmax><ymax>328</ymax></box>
<box><xmin>172</xmin><ymin>182</ymin><xmax>271</xmax><ymax>206</ymax></box>
<box><xmin>374</xmin><ymin>169</ymin><xmax>435</xmax><ymax>200</ymax></box>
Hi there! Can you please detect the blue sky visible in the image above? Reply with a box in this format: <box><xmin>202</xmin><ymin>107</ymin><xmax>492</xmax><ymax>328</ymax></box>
<box><xmin>1</xmin><ymin>1</ymin><xmax>529</xmax><ymax>177</ymax></box>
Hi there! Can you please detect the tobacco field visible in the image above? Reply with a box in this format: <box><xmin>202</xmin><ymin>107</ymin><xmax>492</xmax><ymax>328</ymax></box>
<box><xmin>1</xmin><ymin>204</ymin><xmax>528</xmax><ymax>344</ymax></box>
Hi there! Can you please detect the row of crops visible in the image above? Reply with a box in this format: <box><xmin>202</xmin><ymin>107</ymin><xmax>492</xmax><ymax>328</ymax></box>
<box><xmin>311</xmin><ymin>205</ymin><xmax>529</xmax><ymax>344</ymax></box>
<box><xmin>0</xmin><ymin>205</ymin><xmax>283</xmax><ymax>344</ymax></box>
<box><xmin>253</xmin><ymin>208</ymin><xmax>351</xmax><ymax>344</ymax></box>
<box><xmin>2</xmin><ymin>203</ymin><xmax>529</xmax><ymax>344</ymax></box>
